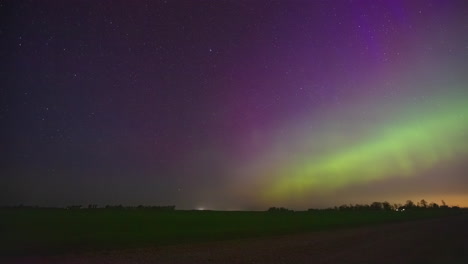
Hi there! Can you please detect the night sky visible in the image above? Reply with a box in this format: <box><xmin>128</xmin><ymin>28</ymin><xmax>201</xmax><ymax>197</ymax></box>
<box><xmin>2</xmin><ymin>0</ymin><xmax>468</xmax><ymax>210</ymax></box>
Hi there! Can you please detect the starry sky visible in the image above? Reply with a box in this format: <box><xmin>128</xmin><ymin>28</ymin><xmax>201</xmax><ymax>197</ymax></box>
<box><xmin>2</xmin><ymin>0</ymin><xmax>468</xmax><ymax>209</ymax></box>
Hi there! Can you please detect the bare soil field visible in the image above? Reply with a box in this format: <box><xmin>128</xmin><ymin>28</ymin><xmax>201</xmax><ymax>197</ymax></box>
<box><xmin>4</xmin><ymin>215</ymin><xmax>467</xmax><ymax>264</ymax></box>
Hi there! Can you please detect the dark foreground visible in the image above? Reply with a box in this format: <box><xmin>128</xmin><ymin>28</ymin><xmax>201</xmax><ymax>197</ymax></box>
<box><xmin>2</xmin><ymin>209</ymin><xmax>456</xmax><ymax>255</ymax></box>
<box><xmin>4</xmin><ymin>215</ymin><xmax>468</xmax><ymax>264</ymax></box>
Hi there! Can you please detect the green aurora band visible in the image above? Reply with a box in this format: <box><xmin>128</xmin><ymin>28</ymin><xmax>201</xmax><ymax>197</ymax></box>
<box><xmin>260</xmin><ymin>97</ymin><xmax>468</xmax><ymax>202</ymax></box>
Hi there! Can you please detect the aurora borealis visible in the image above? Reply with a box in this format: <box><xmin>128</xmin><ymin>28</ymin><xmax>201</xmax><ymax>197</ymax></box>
<box><xmin>2</xmin><ymin>0</ymin><xmax>468</xmax><ymax>209</ymax></box>
<box><xmin>255</xmin><ymin>94</ymin><xmax>468</xmax><ymax>204</ymax></box>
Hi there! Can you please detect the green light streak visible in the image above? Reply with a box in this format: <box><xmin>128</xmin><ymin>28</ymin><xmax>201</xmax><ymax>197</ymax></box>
<box><xmin>262</xmin><ymin>100</ymin><xmax>468</xmax><ymax>201</ymax></box>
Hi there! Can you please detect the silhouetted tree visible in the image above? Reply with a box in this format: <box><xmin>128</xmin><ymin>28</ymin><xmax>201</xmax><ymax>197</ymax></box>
<box><xmin>420</xmin><ymin>199</ymin><xmax>428</xmax><ymax>208</ymax></box>
<box><xmin>370</xmin><ymin>202</ymin><xmax>383</xmax><ymax>210</ymax></box>
<box><xmin>382</xmin><ymin>201</ymin><xmax>392</xmax><ymax>211</ymax></box>
<box><xmin>267</xmin><ymin>207</ymin><xmax>293</xmax><ymax>212</ymax></box>
<box><xmin>339</xmin><ymin>204</ymin><xmax>349</xmax><ymax>211</ymax></box>
<box><xmin>405</xmin><ymin>200</ymin><xmax>415</xmax><ymax>209</ymax></box>
<box><xmin>440</xmin><ymin>200</ymin><xmax>449</xmax><ymax>209</ymax></box>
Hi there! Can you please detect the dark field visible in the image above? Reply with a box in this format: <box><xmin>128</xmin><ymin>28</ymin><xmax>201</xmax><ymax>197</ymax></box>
<box><xmin>1</xmin><ymin>208</ymin><xmax>465</xmax><ymax>258</ymax></box>
<box><xmin>16</xmin><ymin>214</ymin><xmax>464</xmax><ymax>264</ymax></box>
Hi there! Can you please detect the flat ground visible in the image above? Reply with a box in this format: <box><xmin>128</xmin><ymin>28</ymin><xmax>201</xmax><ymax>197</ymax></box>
<box><xmin>4</xmin><ymin>215</ymin><xmax>467</xmax><ymax>264</ymax></box>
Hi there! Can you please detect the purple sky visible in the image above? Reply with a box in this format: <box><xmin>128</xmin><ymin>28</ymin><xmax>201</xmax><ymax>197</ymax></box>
<box><xmin>2</xmin><ymin>0</ymin><xmax>468</xmax><ymax>209</ymax></box>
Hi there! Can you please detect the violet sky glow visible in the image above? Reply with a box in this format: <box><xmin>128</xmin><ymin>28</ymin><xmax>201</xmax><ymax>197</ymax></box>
<box><xmin>2</xmin><ymin>0</ymin><xmax>468</xmax><ymax>209</ymax></box>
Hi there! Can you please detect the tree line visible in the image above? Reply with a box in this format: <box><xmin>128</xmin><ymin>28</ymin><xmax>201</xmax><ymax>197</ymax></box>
<box><xmin>268</xmin><ymin>199</ymin><xmax>461</xmax><ymax>212</ymax></box>
<box><xmin>3</xmin><ymin>204</ymin><xmax>177</xmax><ymax>211</ymax></box>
